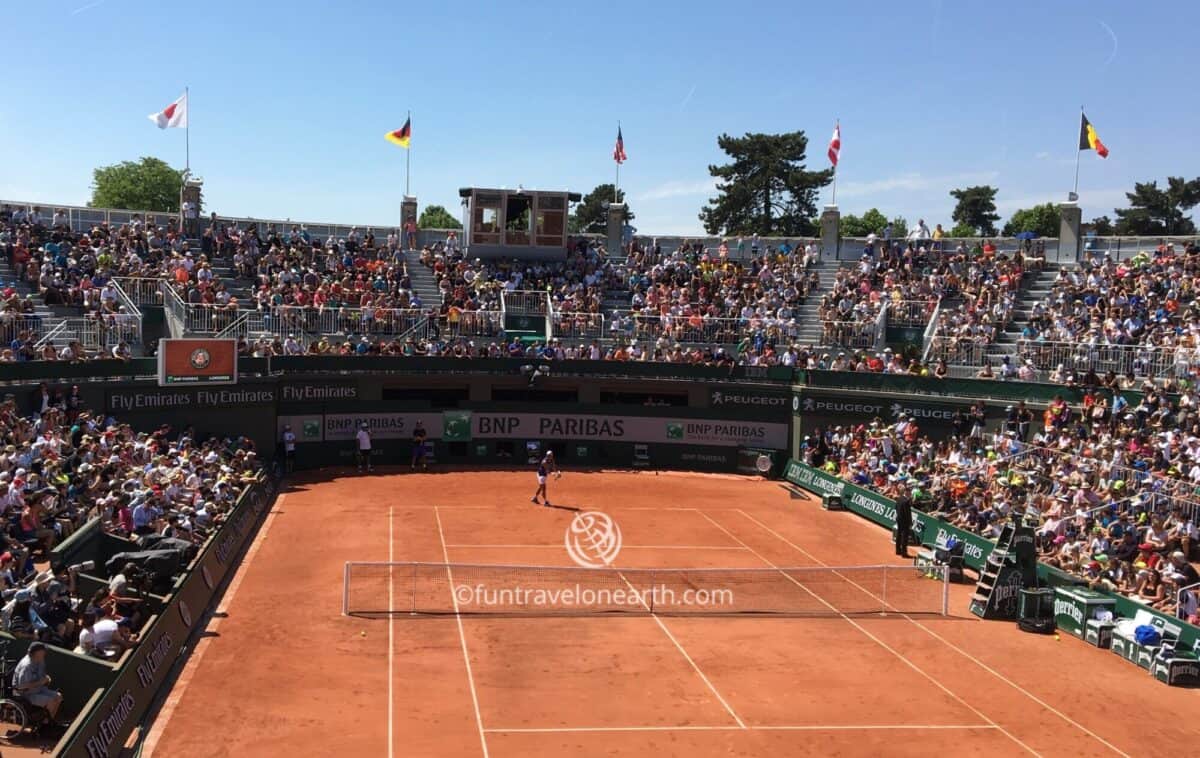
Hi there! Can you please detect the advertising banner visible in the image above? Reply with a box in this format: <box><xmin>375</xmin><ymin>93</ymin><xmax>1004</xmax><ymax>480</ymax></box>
<box><xmin>291</xmin><ymin>411</ymin><xmax>788</xmax><ymax>449</ymax></box>
<box><xmin>782</xmin><ymin>460</ymin><xmax>994</xmax><ymax>570</ymax></box>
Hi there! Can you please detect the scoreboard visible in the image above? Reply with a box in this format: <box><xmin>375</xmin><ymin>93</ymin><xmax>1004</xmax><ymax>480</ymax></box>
<box><xmin>157</xmin><ymin>338</ymin><xmax>238</xmax><ymax>386</ymax></box>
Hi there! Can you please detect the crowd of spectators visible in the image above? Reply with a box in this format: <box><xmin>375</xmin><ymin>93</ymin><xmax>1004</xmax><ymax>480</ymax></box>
<box><xmin>1012</xmin><ymin>241</ymin><xmax>1200</xmax><ymax>380</ymax></box>
<box><xmin>0</xmin><ymin>384</ymin><xmax>261</xmax><ymax>664</ymax></box>
<box><xmin>799</xmin><ymin>381</ymin><xmax>1200</xmax><ymax>620</ymax></box>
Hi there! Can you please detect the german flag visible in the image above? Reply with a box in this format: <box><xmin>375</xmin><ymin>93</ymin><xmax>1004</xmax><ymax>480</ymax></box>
<box><xmin>385</xmin><ymin>117</ymin><xmax>411</xmax><ymax>149</ymax></box>
<box><xmin>1079</xmin><ymin>113</ymin><xmax>1108</xmax><ymax>158</ymax></box>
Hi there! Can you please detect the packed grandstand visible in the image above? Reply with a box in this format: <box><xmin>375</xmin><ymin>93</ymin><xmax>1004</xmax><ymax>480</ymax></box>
<box><xmin>1</xmin><ymin>197</ymin><xmax>1199</xmax><ymax>752</ymax></box>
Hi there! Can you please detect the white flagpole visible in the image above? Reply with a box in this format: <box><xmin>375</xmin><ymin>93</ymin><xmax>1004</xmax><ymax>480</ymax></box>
<box><xmin>405</xmin><ymin>109</ymin><xmax>411</xmax><ymax>197</ymax></box>
<box><xmin>185</xmin><ymin>86</ymin><xmax>190</xmax><ymax>173</ymax></box>
<box><xmin>1072</xmin><ymin>107</ymin><xmax>1083</xmax><ymax>198</ymax></box>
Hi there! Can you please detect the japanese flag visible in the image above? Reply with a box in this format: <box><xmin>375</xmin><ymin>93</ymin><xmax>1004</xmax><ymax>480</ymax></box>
<box><xmin>148</xmin><ymin>92</ymin><xmax>188</xmax><ymax>129</ymax></box>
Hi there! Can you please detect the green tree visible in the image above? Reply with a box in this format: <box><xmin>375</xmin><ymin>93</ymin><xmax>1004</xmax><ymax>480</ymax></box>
<box><xmin>418</xmin><ymin>204</ymin><xmax>462</xmax><ymax>229</ymax></box>
<box><xmin>839</xmin><ymin>208</ymin><xmax>889</xmax><ymax>237</ymax></box>
<box><xmin>1002</xmin><ymin>203</ymin><xmax>1059</xmax><ymax>237</ymax></box>
<box><xmin>1113</xmin><ymin>177</ymin><xmax>1200</xmax><ymax>235</ymax></box>
<box><xmin>949</xmin><ymin>222</ymin><xmax>977</xmax><ymax>237</ymax></box>
<box><xmin>889</xmin><ymin>216</ymin><xmax>908</xmax><ymax>239</ymax></box>
<box><xmin>90</xmin><ymin>156</ymin><xmax>182</xmax><ymax>212</ymax></box>
<box><xmin>699</xmin><ymin>130</ymin><xmax>832</xmax><ymax>237</ymax></box>
<box><xmin>1089</xmin><ymin>215</ymin><xmax>1115</xmax><ymax>236</ymax></box>
<box><xmin>570</xmin><ymin>184</ymin><xmax>632</xmax><ymax>234</ymax></box>
<box><xmin>948</xmin><ymin>185</ymin><xmax>1000</xmax><ymax>236</ymax></box>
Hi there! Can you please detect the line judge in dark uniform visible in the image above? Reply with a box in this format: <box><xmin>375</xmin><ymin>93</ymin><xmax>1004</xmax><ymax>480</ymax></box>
<box><xmin>894</xmin><ymin>486</ymin><xmax>914</xmax><ymax>558</ymax></box>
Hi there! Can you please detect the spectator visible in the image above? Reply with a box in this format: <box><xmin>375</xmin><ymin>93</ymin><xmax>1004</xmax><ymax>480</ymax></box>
<box><xmin>12</xmin><ymin>642</ymin><xmax>63</xmax><ymax>723</ymax></box>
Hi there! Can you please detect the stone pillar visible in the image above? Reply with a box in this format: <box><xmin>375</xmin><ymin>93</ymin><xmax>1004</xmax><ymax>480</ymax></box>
<box><xmin>606</xmin><ymin>202</ymin><xmax>626</xmax><ymax>255</ymax></box>
<box><xmin>401</xmin><ymin>195</ymin><xmax>418</xmax><ymax>249</ymax></box>
<box><xmin>820</xmin><ymin>205</ymin><xmax>840</xmax><ymax>261</ymax></box>
<box><xmin>181</xmin><ymin>179</ymin><xmax>203</xmax><ymax>239</ymax></box>
<box><xmin>1058</xmin><ymin>202</ymin><xmax>1082</xmax><ymax>264</ymax></box>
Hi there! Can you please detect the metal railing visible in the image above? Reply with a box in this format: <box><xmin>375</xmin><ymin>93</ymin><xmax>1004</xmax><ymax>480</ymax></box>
<box><xmin>1</xmin><ymin>315</ymin><xmax>46</xmax><ymax>345</ymax></box>
<box><xmin>925</xmin><ymin>337</ymin><xmax>990</xmax><ymax>366</ymax></box>
<box><xmin>111</xmin><ymin>277</ymin><xmax>166</xmax><ymax>306</ymax></box>
<box><xmin>108</xmin><ymin>279</ymin><xmax>142</xmax><ymax>319</ymax></box>
<box><xmin>1179</xmin><ymin>582</ymin><xmax>1200</xmax><ymax>622</ymax></box>
<box><xmin>550</xmin><ymin>312</ymin><xmax>606</xmax><ymax>341</ymax></box>
<box><xmin>501</xmin><ymin>290</ymin><xmax>551</xmax><ymax>315</ymax></box>
<box><xmin>607</xmin><ymin>313</ymin><xmax>771</xmax><ymax>346</ymax></box>
<box><xmin>1013</xmin><ymin>339</ymin><xmax>1198</xmax><ymax>379</ymax></box>
<box><xmin>819</xmin><ymin>318</ymin><xmax>879</xmax><ymax>350</ymax></box>
<box><xmin>921</xmin><ymin>298</ymin><xmax>942</xmax><ymax>362</ymax></box>
<box><xmin>886</xmin><ymin>299</ymin><xmax>936</xmax><ymax>328</ymax></box>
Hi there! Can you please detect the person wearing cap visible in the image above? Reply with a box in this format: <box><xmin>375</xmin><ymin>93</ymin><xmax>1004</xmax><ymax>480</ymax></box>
<box><xmin>355</xmin><ymin>422</ymin><xmax>373</xmax><ymax>473</ymax></box>
<box><xmin>12</xmin><ymin>642</ymin><xmax>63</xmax><ymax>720</ymax></box>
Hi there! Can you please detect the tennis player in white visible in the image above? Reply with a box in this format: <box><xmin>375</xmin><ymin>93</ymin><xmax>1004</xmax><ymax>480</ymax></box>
<box><xmin>531</xmin><ymin>450</ymin><xmax>559</xmax><ymax>506</ymax></box>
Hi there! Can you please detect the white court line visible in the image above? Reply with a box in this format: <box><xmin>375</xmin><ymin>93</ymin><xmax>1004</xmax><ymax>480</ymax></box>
<box><xmin>435</xmin><ymin>506</ymin><xmax>490</xmax><ymax>758</ymax></box>
<box><xmin>387</xmin><ymin>506</ymin><xmax>394</xmax><ymax>758</ymax></box>
<box><xmin>445</xmin><ymin>544</ymin><xmax>750</xmax><ymax>550</ymax></box>
<box><xmin>484</xmin><ymin>724</ymin><xmax>1001</xmax><ymax>734</ymax></box>
<box><xmin>610</xmin><ymin>572</ymin><xmax>745</xmax><ymax>729</ymax></box>
<box><xmin>142</xmin><ymin>494</ymin><xmax>287</xmax><ymax>757</ymax></box>
<box><xmin>694</xmin><ymin>510</ymin><xmax>1037</xmax><ymax>757</ymax></box>
<box><xmin>735</xmin><ymin>509</ymin><xmax>1131</xmax><ymax>758</ymax></box>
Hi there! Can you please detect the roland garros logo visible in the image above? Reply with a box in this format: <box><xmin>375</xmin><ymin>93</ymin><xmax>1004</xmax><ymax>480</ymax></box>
<box><xmin>564</xmin><ymin>511</ymin><xmax>622</xmax><ymax>568</ymax></box>
<box><xmin>189</xmin><ymin>348</ymin><xmax>212</xmax><ymax>370</ymax></box>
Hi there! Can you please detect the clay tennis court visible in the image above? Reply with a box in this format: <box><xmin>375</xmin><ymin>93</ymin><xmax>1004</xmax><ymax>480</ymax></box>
<box><xmin>142</xmin><ymin>469</ymin><xmax>1194</xmax><ymax>757</ymax></box>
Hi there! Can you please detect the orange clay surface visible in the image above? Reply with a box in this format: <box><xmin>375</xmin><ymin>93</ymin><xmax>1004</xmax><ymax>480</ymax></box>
<box><xmin>140</xmin><ymin>468</ymin><xmax>1194</xmax><ymax>757</ymax></box>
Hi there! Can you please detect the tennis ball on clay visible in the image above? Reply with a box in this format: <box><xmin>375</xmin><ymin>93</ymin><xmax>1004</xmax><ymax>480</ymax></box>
<box><xmin>360</xmin><ymin>631</ymin><xmax>367</xmax><ymax>637</ymax></box>
<box><xmin>1054</xmin><ymin>634</ymin><xmax>1060</xmax><ymax>640</ymax></box>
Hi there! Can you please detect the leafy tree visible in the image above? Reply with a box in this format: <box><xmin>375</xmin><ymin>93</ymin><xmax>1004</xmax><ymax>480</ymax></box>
<box><xmin>699</xmin><ymin>131</ymin><xmax>832</xmax><ymax>237</ymax></box>
<box><xmin>1002</xmin><ymin>203</ymin><xmax>1059</xmax><ymax>237</ymax></box>
<box><xmin>1113</xmin><ymin>177</ymin><xmax>1200</xmax><ymax>235</ymax></box>
<box><xmin>839</xmin><ymin>208</ymin><xmax>889</xmax><ymax>238</ymax></box>
<box><xmin>570</xmin><ymin>183</ymin><xmax>632</xmax><ymax>234</ymax></box>
<box><xmin>90</xmin><ymin>156</ymin><xmax>182</xmax><ymax>212</ymax></box>
<box><xmin>418</xmin><ymin>204</ymin><xmax>462</xmax><ymax>229</ymax></box>
<box><xmin>889</xmin><ymin>216</ymin><xmax>908</xmax><ymax>239</ymax></box>
<box><xmin>948</xmin><ymin>185</ymin><xmax>1000</xmax><ymax>236</ymax></box>
<box><xmin>1089</xmin><ymin>215</ymin><xmax>1115</xmax><ymax>236</ymax></box>
<box><xmin>949</xmin><ymin>222</ymin><xmax>977</xmax><ymax>237</ymax></box>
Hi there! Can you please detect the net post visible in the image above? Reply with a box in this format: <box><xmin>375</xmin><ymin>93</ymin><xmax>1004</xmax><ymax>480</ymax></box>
<box><xmin>881</xmin><ymin>565</ymin><xmax>888</xmax><ymax>615</ymax></box>
<box><xmin>342</xmin><ymin>562</ymin><xmax>350</xmax><ymax>616</ymax></box>
<box><xmin>941</xmin><ymin>565</ymin><xmax>950</xmax><ymax>616</ymax></box>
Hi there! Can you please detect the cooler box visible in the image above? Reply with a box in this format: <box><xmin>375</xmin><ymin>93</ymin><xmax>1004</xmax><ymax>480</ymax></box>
<box><xmin>1111</xmin><ymin>610</ymin><xmax>1165</xmax><ymax>669</ymax></box>
<box><xmin>821</xmin><ymin>494</ymin><xmax>844</xmax><ymax>511</ymax></box>
<box><xmin>1085</xmin><ymin>619</ymin><xmax>1115</xmax><ymax>649</ymax></box>
<box><xmin>1151</xmin><ymin>629</ymin><xmax>1200</xmax><ymax>687</ymax></box>
<box><xmin>1053</xmin><ymin>587</ymin><xmax>1116</xmax><ymax>639</ymax></box>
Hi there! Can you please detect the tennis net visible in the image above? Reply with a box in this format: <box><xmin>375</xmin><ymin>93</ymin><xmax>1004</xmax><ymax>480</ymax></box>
<box><xmin>342</xmin><ymin>562</ymin><xmax>949</xmax><ymax>617</ymax></box>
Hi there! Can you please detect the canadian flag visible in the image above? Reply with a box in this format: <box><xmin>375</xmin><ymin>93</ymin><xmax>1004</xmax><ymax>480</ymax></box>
<box><xmin>148</xmin><ymin>92</ymin><xmax>188</xmax><ymax>129</ymax></box>
<box><xmin>827</xmin><ymin>121</ymin><xmax>840</xmax><ymax>167</ymax></box>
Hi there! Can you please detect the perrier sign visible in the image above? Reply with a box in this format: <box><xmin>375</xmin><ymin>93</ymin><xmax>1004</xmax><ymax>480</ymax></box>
<box><xmin>443</xmin><ymin>410</ymin><xmax>473</xmax><ymax>442</ymax></box>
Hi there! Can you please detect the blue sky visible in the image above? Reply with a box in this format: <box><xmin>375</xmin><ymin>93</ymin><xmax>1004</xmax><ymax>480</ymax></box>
<box><xmin>3</xmin><ymin>0</ymin><xmax>1197</xmax><ymax>234</ymax></box>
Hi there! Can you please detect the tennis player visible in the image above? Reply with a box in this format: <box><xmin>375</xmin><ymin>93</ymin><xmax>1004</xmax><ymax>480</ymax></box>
<box><xmin>531</xmin><ymin>450</ymin><xmax>559</xmax><ymax>506</ymax></box>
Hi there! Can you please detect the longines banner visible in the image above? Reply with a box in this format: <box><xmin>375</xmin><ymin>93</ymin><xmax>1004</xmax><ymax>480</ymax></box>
<box><xmin>782</xmin><ymin>459</ymin><xmax>994</xmax><ymax>571</ymax></box>
<box><xmin>280</xmin><ymin>411</ymin><xmax>788</xmax><ymax>449</ymax></box>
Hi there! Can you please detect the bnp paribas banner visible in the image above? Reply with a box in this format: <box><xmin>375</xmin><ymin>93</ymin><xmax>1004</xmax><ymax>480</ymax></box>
<box><xmin>280</xmin><ymin>411</ymin><xmax>788</xmax><ymax>449</ymax></box>
<box><xmin>782</xmin><ymin>459</ymin><xmax>994</xmax><ymax>570</ymax></box>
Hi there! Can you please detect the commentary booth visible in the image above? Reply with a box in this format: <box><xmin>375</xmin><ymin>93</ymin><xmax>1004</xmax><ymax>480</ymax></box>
<box><xmin>460</xmin><ymin>187</ymin><xmax>581</xmax><ymax>260</ymax></box>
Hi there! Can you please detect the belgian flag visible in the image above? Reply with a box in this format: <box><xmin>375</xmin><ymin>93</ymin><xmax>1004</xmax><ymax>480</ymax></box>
<box><xmin>1078</xmin><ymin>113</ymin><xmax>1109</xmax><ymax>158</ymax></box>
<box><xmin>385</xmin><ymin>117</ymin><xmax>411</xmax><ymax>149</ymax></box>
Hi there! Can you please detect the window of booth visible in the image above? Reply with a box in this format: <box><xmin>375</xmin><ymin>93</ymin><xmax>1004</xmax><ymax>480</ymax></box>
<box><xmin>472</xmin><ymin>192</ymin><xmax>502</xmax><ymax>244</ymax></box>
